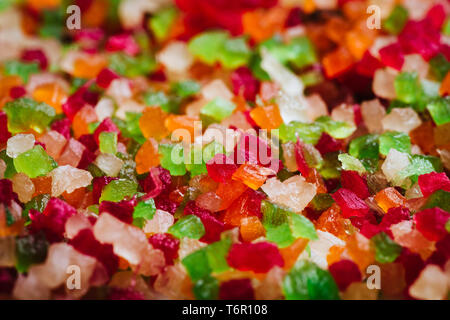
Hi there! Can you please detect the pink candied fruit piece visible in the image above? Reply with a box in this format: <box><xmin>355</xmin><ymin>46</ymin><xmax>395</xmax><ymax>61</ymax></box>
<box><xmin>105</xmin><ymin>33</ymin><xmax>140</xmax><ymax>56</ymax></box>
<box><xmin>93</xmin><ymin>118</ymin><xmax>120</xmax><ymax>144</ymax></box>
<box><xmin>379</xmin><ymin>43</ymin><xmax>404</xmax><ymax>71</ymax></box>
<box><xmin>92</xmin><ymin>176</ymin><xmax>118</xmax><ymax>203</ymax></box>
<box><xmin>0</xmin><ymin>179</ymin><xmax>15</xmax><ymax>206</ymax></box>
<box><xmin>29</xmin><ymin>198</ymin><xmax>77</xmax><ymax>242</ymax></box>
<box><xmin>226</xmin><ymin>242</ymin><xmax>284</xmax><ymax>273</ymax></box>
<box><xmin>295</xmin><ymin>139</ymin><xmax>310</xmax><ymax>177</ymax></box>
<box><xmin>58</xmin><ymin>138</ymin><xmax>86</xmax><ymax>167</ymax></box>
<box><xmin>96</xmin><ymin>68</ymin><xmax>120</xmax><ymax>89</ymax></box>
<box><xmin>328</xmin><ymin>259</ymin><xmax>362</xmax><ymax>291</ymax></box>
<box><xmin>0</xmin><ymin>112</ymin><xmax>11</xmax><ymax>144</ymax></box>
<box><xmin>418</xmin><ymin>172</ymin><xmax>450</xmax><ymax>197</ymax></box>
<box><xmin>332</xmin><ymin>188</ymin><xmax>370</xmax><ymax>218</ymax></box>
<box><xmin>9</xmin><ymin>86</ymin><xmax>26</xmax><ymax>99</ymax></box>
<box><xmin>219</xmin><ymin>278</ymin><xmax>255</xmax><ymax>300</ymax></box>
<box><xmin>184</xmin><ymin>201</ymin><xmax>224</xmax><ymax>243</ymax></box>
<box><xmin>108</xmin><ymin>287</ymin><xmax>146</xmax><ymax>300</ymax></box>
<box><xmin>69</xmin><ymin>228</ymin><xmax>119</xmax><ymax>277</ymax></box>
<box><xmin>155</xmin><ymin>194</ymin><xmax>178</xmax><ymax>214</ymax></box>
<box><xmin>99</xmin><ymin>197</ymin><xmax>137</xmax><ymax>225</ymax></box>
<box><xmin>340</xmin><ymin>170</ymin><xmax>370</xmax><ymax>200</ymax></box>
<box><xmin>148</xmin><ymin>233</ymin><xmax>180</xmax><ymax>265</ymax></box>
<box><xmin>414</xmin><ymin>208</ymin><xmax>450</xmax><ymax>242</ymax></box>
<box><xmin>315</xmin><ymin>133</ymin><xmax>342</xmax><ymax>155</ymax></box>
<box><xmin>21</xmin><ymin>49</ymin><xmax>48</xmax><ymax>70</ymax></box>
<box><xmin>231</xmin><ymin>67</ymin><xmax>260</xmax><ymax>101</ymax></box>
<box><xmin>206</xmin><ymin>153</ymin><xmax>238</xmax><ymax>183</ymax></box>
<box><xmin>51</xmin><ymin>118</ymin><xmax>71</xmax><ymax>140</ymax></box>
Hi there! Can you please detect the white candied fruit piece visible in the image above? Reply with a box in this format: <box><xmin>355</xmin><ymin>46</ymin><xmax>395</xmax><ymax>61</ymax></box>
<box><xmin>48</xmin><ymin>165</ymin><xmax>93</xmax><ymax>197</ymax></box>
<box><xmin>382</xmin><ymin>107</ymin><xmax>422</xmax><ymax>134</ymax></box>
<box><xmin>6</xmin><ymin>133</ymin><xmax>35</xmax><ymax>158</ymax></box>
<box><xmin>94</xmin><ymin>153</ymin><xmax>124</xmax><ymax>177</ymax></box>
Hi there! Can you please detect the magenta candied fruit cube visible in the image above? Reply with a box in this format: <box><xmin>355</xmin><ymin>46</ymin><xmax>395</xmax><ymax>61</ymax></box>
<box><xmin>93</xmin><ymin>118</ymin><xmax>120</xmax><ymax>144</ymax></box>
<box><xmin>99</xmin><ymin>197</ymin><xmax>137</xmax><ymax>224</ymax></box>
<box><xmin>51</xmin><ymin>118</ymin><xmax>71</xmax><ymax>140</ymax></box>
<box><xmin>226</xmin><ymin>242</ymin><xmax>284</xmax><ymax>273</ymax></box>
<box><xmin>96</xmin><ymin>68</ymin><xmax>120</xmax><ymax>89</ymax></box>
<box><xmin>184</xmin><ymin>201</ymin><xmax>224</xmax><ymax>243</ymax></box>
<box><xmin>219</xmin><ymin>278</ymin><xmax>255</xmax><ymax>300</ymax></box>
<box><xmin>418</xmin><ymin>172</ymin><xmax>450</xmax><ymax>197</ymax></box>
<box><xmin>329</xmin><ymin>259</ymin><xmax>361</xmax><ymax>291</ymax></box>
<box><xmin>295</xmin><ymin>139</ymin><xmax>310</xmax><ymax>177</ymax></box>
<box><xmin>414</xmin><ymin>208</ymin><xmax>450</xmax><ymax>242</ymax></box>
<box><xmin>340</xmin><ymin>170</ymin><xmax>370</xmax><ymax>200</ymax></box>
<box><xmin>21</xmin><ymin>49</ymin><xmax>48</xmax><ymax>70</ymax></box>
<box><xmin>206</xmin><ymin>154</ymin><xmax>238</xmax><ymax>183</ymax></box>
<box><xmin>332</xmin><ymin>188</ymin><xmax>370</xmax><ymax>218</ymax></box>
<box><xmin>105</xmin><ymin>33</ymin><xmax>140</xmax><ymax>56</ymax></box>
<box><xmin>231</xmin><ymin>67</ymin><xmax>260</xmax><ymax>101</ymax></box>
<box><xmin>379</xmin><ymin>43</ymin><xmax>404</xmax><ymax>71</ymax></box>
<box><xmin>148</xmin><ymin>233</ymin><xmax>180</xmax><ymax>265</ymax></box>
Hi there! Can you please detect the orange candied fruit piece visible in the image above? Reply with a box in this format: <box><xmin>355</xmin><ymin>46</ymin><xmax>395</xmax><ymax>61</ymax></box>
<box><xmin>325</xmin><ymin>17</ymin><xmax>349</xmax><ymax>44</ymax></box>
<box><xmin>410</xmin><ymin>121</ymin><xmax>437</xmax><ymax>156</ymax></box>
<box><xmin>0</xmin><ymin>205</ymin><xmax>24</xmax><ymax>237</ymax></box>
<box><xmin>216</xmin><ymin>179</ymin><xmax>248</xmax><ymax>211</ymax></box>
<box><xmin>346</xmin><ymin>233</ymin><xmax>375</xmax><ymax>272</ymax></box>
<box><xmin>81</xmin><ymin>0</ymin><xmax>108</xmax><ymax>28</ymax></box>
<box><xmin>345</xmin><ymin>29</ymin><xmax>374</xmax><ymax>60</ymax></box>
<box><xmin>72</xmin><ymin>55</ymin><xmax>107</xmax><ymax>79</ymax></box>
<box><xmin>135</xmin><ymin>138</ymin><xmax>160</xmax><ymax>174</ymax></box>
<box><xmin>32</xmin><ymin>82</ymin><xmax>68</xmax><ymax>113</ymax></box>
<box><xmin>240</xmin><ymin>216</ymin><xmax>266</xmax><ymax>242</ymax></box>
<box><xmin>322</xmin><ymin>46</ymin><xmax>354</xmax><ymax>78</ymax></box>
<box><xmin>306</xmin><ymin>168</ymin><xmax>327</xmax><ymax>194</ymax></box>
<box><xmin>315</xmin><ymin>203</ymin><xmax>350</xmax><ymax>240</ymax></box>
<box><xmin>0</xmin><ymin>75</ymin><xmax>22</xmax><ymax>108</ymax></box>
<box><xmin>232</xmin><ymin>163</ymin><xmax>274</xmax><ymax>190</ymax></box>
<box><xmin>327</xmin><ymin>245</ymin><xmax>345</xmax><ymax>266</ymax></box>
<box><xmin>72</xmin><ymin>105</ymin><xmax>98</xmax><ymax>138</ymax></box>
<box><xmin>242</xmin><ymin>7</ymin><xmax>288</xmax><ymax>42</ymax></box>
<box><xmin>249</xmin><ymin>104</ymin><xmax>283</xmax><ymax>130</ymax></box>
<box><xmin>342</xmin><ymin>0</ymin><xmax>367</xmax><ymax>21</ymax></box>
<box><xmin>165</xmin><ymin>114</ymin><xmax>199</xmax><ymax>143</ymax></box>
<box><xmin>279</xmin><ymin>238</ymin><xmax>309</xmax><ymax>270</ymax></box>
<box><xmin>26</xmin><ymin>0</ymin><xmax>60</xmax><ymax>11</ymax></box>
<box><xmin>62</xmin><ymin>187</ymin><xmax>87</xmax><ymax>209</ymax></box>
<box><xmin>439</xmin><ymin>71</ymin><xmax>450</xmax><ymax>96</ymax></box>
<box><xmin>374</xmin><ymin>187</ymin><xmax>406</xmax><ymax>213</ymax></box>
<box><xmin>32</xmin><ymin>176</ymin><xmax>52</xmax><ymax>196</ymax></box>
<box><xmin>139</xmin><ymin>107</ymin><xmax>169</xmax><ymax>140</ymax></box>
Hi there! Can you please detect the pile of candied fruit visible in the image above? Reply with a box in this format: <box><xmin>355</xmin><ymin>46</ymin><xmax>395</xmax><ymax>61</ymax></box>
<box><xmin>0</xmin><ymin>0</ymin><xmax>449</xmax><ymax>300</ymax></box>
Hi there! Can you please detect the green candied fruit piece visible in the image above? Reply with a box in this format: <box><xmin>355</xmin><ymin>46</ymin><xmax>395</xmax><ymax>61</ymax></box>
<box><xmin>283</xmin><ymin>260</ymin><xmax>340</xmax><ymax>300</ymax></box>
<box><xmin>99</xmin><ymin>179</ymin><xmax>138</xmax><ymax>202</ymax></box>
<box><xmin>132</xmin><ymin>199</ymin><xmax>156</xmax><ymax>228</ymax></box>
<box><xmin>319</xmin><ymin>151</ymin><xmax>341</xmax><ymax>180</ymax></box>
<box><xmin>13</xmin><ymin>145</ymin><xmax>57</xmax><ymax>178</ymax></box>
<box><xmin>4</xmin><ymin>60</ymin><xmax>39</xmax><ymax>83</ymax></box>
<box><xmin>316</xmin><ymin>116</ymin><xmax>356</xmax><ymax>139</ymax></box>
<box><xmin>181</xmin><ymin>248</ymin><xmax>211</xmax><ymax>281</ymax></box>
<box><xmin>394</xmin><ymin>72</ymin><xmax>422</xmax><ymax>104</ymax></box>
<box><xmin>4</xmin><ymin>98</ymin><xmax>56</xmax><ymax>134</ymax></box>
<box><xmin>443</xmin><ymin>17</ymin><xmax>450</xmax><ymax>36</ymax></box>
<box><xmin>185</xmin><ymin>145</ymin><xmax>207</xmax><ymax>177</ymax></box>
<box><xmin>201</xmin><ymin>98</ymin><xmax>236</xmax><ymax>122</ymax></box>
<box><xmin>15</xmin><ymin>233</ymin><xmax>48</xmax><ymax>273</ymax></box>
<box><xmin>379</xmin><ymin>131</ymin><xmax>411</xmax><ymax>156</ymax></box>
<box><xmin>427</xmin><ymin>97</ymin><xmax>450</xmax><ymax>126</ymax></box>
<box><xmin>371</xmin><ymin>232</ymin><xmax>402</xmax><ymax>264</ymax></box>
<box><xmin>205</xmin><ymin>238</ymin><xmax>231</xmax><ymax>273</ymax></box>
<box><xmin>429</xmin><ymin>54</ymin><xmax>450</xmax><ymax>81</ymax></box>
<box><xmin>99</xmin><ymin>132</ymin><xmax>118</xmax><ymax>154</ymax></box>
<box><xmin>278</xmin><ymin>122</ymin><xmax>323</xmax><ymax>144</ymax></box>
<box><xmin>445</xmin><ymin>219</ymin><xmax>450</xmax><ymax>233</ymax></box>
<box><xmin>159</xmin><ymin>143</ymin><xmax>186</xmax><ymax>176</ymax></box>
<box><xmin>143</xmin><ymin>91</ymin><xmax>179</xmax><ymax>113</ymax></box>
<box><xmin>383</xmin><ymin>5</ymin><xmax>408</xmax><ymax>35</ymax></box>
<box><xmin>423</xmin><ymin>190</ymin><xmax>450</xmax><ymax>212</ymax></box>
<box><xmin>108</xmin><ymin>53</ymin><xmax>156</xmax><ymax>77</ymax></box>
<box><xmin>289</xmin><ymin>212</ymin><xmax>318</xmax><ymax>240</ymax></box>
<box><xmin>311</xmin><ymin>193</ymin><xmax>334</xmax><ymax>211</ymax></box>
<box><xmin>288</xmin><ymin>37</ymin><xmax>317</xmax><ymax>68</ymax></box>
<box><xmin>261</xmin><ymin>200</ymin><xmax>295</xmax><ymax>248</ymax></box>
<box><xmin>23</xmin><ymin>194</ymin><xmax>50</xmax><ymax>219</ymax></box>
<box><xmin>219</xmin><ymin>37</ymin><xmax>252</xmax><ymax>69</ymax></box>
<box><xmin>0</xmin><ymin>150</ymin><xmax>17</xmax><ymax>179</ymax></box>
<box><xmin>169</xmin><ymin>215</ymin><xmax>205</xmax><ymax>240</ymax></box>
<box><xmin>349</xmin><ymin>134</ymin><xmax>380</xmax><ymax>160</ymax></box>
<box><xmin>193</xmin><ymin>276</ymin><xmax>219</xmax><ymax>300</ymax></box>
<box><xmin>399</xmin><ymin>154</ymin><xmax>441</xmax><ymax>185</ymax></box>
<box><xmin>338</xmin><ymin>153</ymin><xmax>367</xmax><ymax>174</ymax></box>
<box><xmin>171</xmin><ymin>80</ymin><xmax>201</xmax><ymax>99</ymax></box>
<box><xmin>149</xmin><ymin>7</ymin><xmax>178</xmax><ymax>41</ymax></box>
<box><xmin>188</xmin><ymin>31</ymin><xmax>228</xmax><ymax>65</ymax></box>
<box><xmin>121</xmin><ymin>112</ymin><xmax>146</xmax><ymax>144</ymax></box>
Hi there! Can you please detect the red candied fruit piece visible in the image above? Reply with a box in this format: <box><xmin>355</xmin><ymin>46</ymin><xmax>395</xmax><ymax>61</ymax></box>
<box><xmin>353</xmin><ymin>104</ymin><xmax>362</xmax><ymax>125</ymax></box>
<box><xmin>29</xmin><ymin>198</ymin><xmax>77</xmax><ymax>242</ymax></box>
<box><xmin>78</xmin><ymin>134</ymin><xmax>98</xmax><ymax>152</ymax></box>
<box><xmin>92</xmin><ymin>176</ymin><xmax>118</xmax><ymax>203</ymax></box>
<box><xmin>96</xmin><ymin>68</ymin><xmax>119</xmax><ymax>89</ymax></box>
<box><xmin>99</xmin><ymin>197</ymin><xmax>137</xmax><ymax>224</ymax></box>
<box><xmin>226</xmin><ymin>242</ymin><xmax>284</xmax><ymax>273</ymax></box>
<box><xmin>9</xmin><ymin>86</ymin><xmax>26</xmax><ymax>99</ymax></box>
<box><xmin>21</xmin><ymin>49</ymin><xmax>48</xmax><ymax>70</ymax></box>
<box><xmin>69</xmin><ymin>229</ymin><xmax>119</xmax><ymax>277</ymax></box>
<box><xmin>417</xmin><ymin>172</ymin><xmax>450</xmax><ymax>197</ymax></box>
<box><xmin>0</xmin><ymin>179</ymin><xmax>15</xmax><ymax>206</ymax></box>
<box><xmin>184</xmin><ymin>201</ymin><xmax>224</xmax><ymax>243</ymax></box>
<box><xmin>328</xmin><ymin>259</ymin><xmax>361</xmax><ymax>291</ymax></box>
<box><xmin>295</xmin><ymin>139</ymin><xmax>310</xmax><ymax>177</ymax></box>
<box><xmin>105</xmin><ymin>34</ymin><xmax>140</xmax><ymax>56</ymax></box>
<box><xmin>231</xmin><ymin>67</ymin><xmax>260</xmax><ymax>101</ymax></box>
<box><xmin>332</xmin><ymin>188</ymin><xmax>370</xmax><ymax>218</ymax></box>
<box><xmin>425</xmin><ymin>4</ymin><xmax>446</xmax><ymax>30</ymax></box>
<box><xmin>227</xmin><ymin>188</ymin><xmax>266</xmax><ymax>222</ymax></box>
<box><xmin>315</xmin><ymin>133</ymin><xmax>342</xmax><ymax>155</ymax></box>
<box><xmin>154</xmin><ymin>194</ymin><xmax>178</xmax><ymax>214</ymax></box>
<box><xmin>340</xmin><ymin>170</ymin><xmax>370</xmax><ymax>199</ymax></box>
<box><xmin>51</xmin><ymin>118</ymin><xmax>71</xmax><ymax>140</ymax></box>
<box><xmin>0</xmin><ymin>268</ymin><xmax>17</xmax><ymax>294</ymax></box>
<box><xmin>93</xmin><ymin>118</ymin><xmax>120</xmax><ymax>144</ymax></box>
<box><xmin>285</xmin><ymin>7</ymin><xmax>303</xmax><ymax>27</ymax></box>
<box><xmin>397</xmin><ymin>249</ymin><xmax>424</xmax><ymax>285</ymax></box>
<box><xmin>0</xmin><ymin>112</ymin><xmax>11</xmax><ymax>144</ymax></box>
<box><xmin>62</xmin><ymin>80</ymin><xmax>94</xmax><ymax>120</ymax></box>
<box><xmin>206</xmin><ymin>153</ymin><xmax>238</xmax><ymax>183</ymax></box>
<box><xmin>414</xmin><ymin>208</ymin><xmax>450</xmax><ymax>242</ymax></box>
<box><xmin>356</xmin><ymin>51</ymin><xmax>383</xmax><ymax>77</ymax></box>
<box><xmin>379</xmin><ymin>43</ymin><xmax>404</xmax><ymax>70</ymax></box>
<box><xmin>219</xmin><ymin>278</ymin><xmax>255</xmax><ymax>300</ymax></box>
<box><xmin>148</xmin><ymin>233</ymin><xmax>180</xmax><ymax>265</ymax></box>
<box><xmin>398</xmin><ymin>20</ymin><xmax>440</xmax><ymax>61</ymax></box>
<box><xmin>77</xmin><ymin>147</ymin><xmax>96</xmax><ymax>170</ymax></box>
<box><xmin>379</xmin><ymin>207</ymin><xmax>410</xmax><ymax>229</ymax></box>
<box><xmin>108</xmin><ymin>287</ymin><xmax>146</xmax><ymax>300</ymax></box>
<box><xmin>140</xmin><ymin>168</ymin><xmax>164</xmax><ymax>198</ymax></box>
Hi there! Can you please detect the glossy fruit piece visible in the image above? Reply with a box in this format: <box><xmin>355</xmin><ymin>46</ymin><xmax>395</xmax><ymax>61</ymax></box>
<box><xmin>135</xmin><ymin>138</ymin><xmax>160</xmax><ymax>174</ymax></box>
<box><xmin>249</xmin><ymin>105</ymin><xmax>283</xmax><ymax>130</ymax></box>
<box><xmin>216</xmin><ymin>179</ymin><xmax>248</xmax><ymax>211</ymax></box>
<box><xmin>227</xmin><ymin>242</ymin><xmax>284</xmax><ymax>274</ymax></box>
<box><xmin>232</xmin><ymin>162</ymin><xmax>275</xmax><ymax>190</ymax></box>
<box><xmin>242</xmin><ymin>7</ymin><xmax>288</xmax><ymax>42</ymax></box>
<box><xmin>223</xmin><ymin>189</ymin><xmax>265</xmax><ymax>227</ymax></box>
<box><xmin>72</xmin><ymin>55</ymin><xmax>107</xmax><ymax>79</ymax></box>
<box><xmin>165</xmin><ymin>114</ymin><xmax>199</xmax><ymax>143</ymax></box>
<box><xmin>332</xmin><ymin>188</ymin><xmax>369</xmax><ymax>218</ymax></box>
<box><xmin>139</xmin><ymin>107</ymin><xmax>169</xmax><ymax>140</ymax></box>
<box><xmin>72</xmin><ymin>106</ymin><xmax>98</xmax><ymax>139</ymax></box>
<box><xmin>322</xmin><ymin>46</ymin><xmax>354</xmax><ymax>78</ymax></box>
<box><xmin>31</xmin><ymin>82</ymin><xmax>67</xmax><ymax>113</ymax></box>
<box><xmin>279</xmin><ymin>238</ymin><xmax>309</xmax><ymax>271</ymax></box>
<box><xmin>345</xmin><ymin>233</ymin><xmax>375</xmax><ymax>272</ymax></box>
<box><xmin>374</xmin><ymin>187</ymin><xmax>406</xmax><ymax>213</ymax></box>
<box><xmin>240</xmin><ymin>216</ymin><xmax>265</xmax><ymax>242</ymax></box>
<box><xmin>315</xmin><ymin>203</ymin><xmax>350</xmax><ymax>240</ymax></box>
<box><xmin>439</xmin><ymin>71</ymin><xmax>450</xmax><ymax>96</ymax></box>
